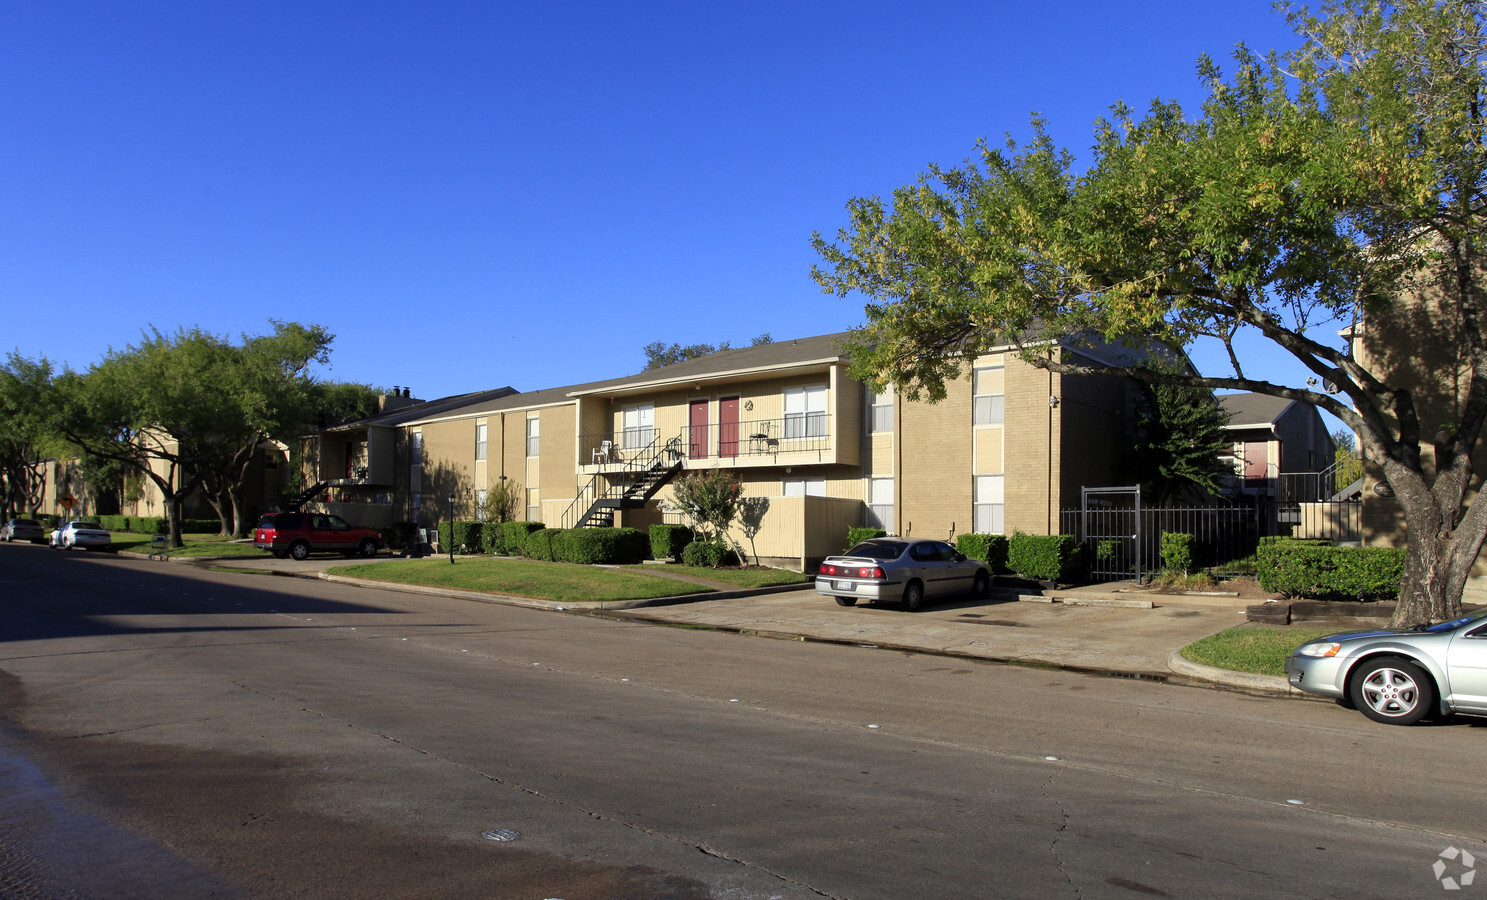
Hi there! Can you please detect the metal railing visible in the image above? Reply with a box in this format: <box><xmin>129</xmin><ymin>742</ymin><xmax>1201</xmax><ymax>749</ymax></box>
<box><xmin>1061</xmin><ymin>503</ymin><xmax>1265</xmax><ymax>581</ymax></box>
<box><xmin>579</xmin><ymin>416</ymin><xmax>831</xmax><ymax>466</ymax></box>
<box><xmin>559</xmin><ymin>433</ymin><xmax>682</xmax><ymax>529</ymax></box>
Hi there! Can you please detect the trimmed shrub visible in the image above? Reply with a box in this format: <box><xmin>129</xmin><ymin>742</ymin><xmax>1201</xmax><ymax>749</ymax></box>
<box><xmin>484</xmin><ymin>520</ymin><xmax>544</xmax><ymax>553</ymax></box>
<box><xmin>1257</xmin><ymin>538</ymin><xmax>1405</xmax><ymax>599</ymax></box>
<box><xmin>681</xmin><ymin>539</ymin><xmax>738</xmax><ymax>567</ymax></box>
<box><xmin>1007</xmin><ymin>532</ymin><xmax>1080</xmax><ymax>582</ymax></box>
<box><xmin>382</xmin><ymin>521</ymin><xmax>419</xmax><ymax>551</ymax></box>
<box><xmin>99</xmin><ymin>515</ymin><xmax>130</xmax><ymax>532</ymax></box>
<box><xmin>437</xmin><ymin>519</ymin><xmax>485</xmax><ymax>554</ymax></box>
<box><xmin>524</xmin><ymin>528</ymin><xmax>563</xmax><ymax>562</ymax></box>
<box><xmin>130</xmin><ymin>516</ymin><xmax>166</xmax><ymax>535</ymax></box>
<box><xmin>846</xmin><ymin>527</ymin><xmax>887</xmax><ymax>550</ymax></box>
<box><xmin>650</xmin><ymin>524</ymin><xmax>695</xmax><ymax>560</ymax></box>
<box><xmin>551</xmin><ymin>527</ymin><xmax>650</xmax><ymax>565</ymax></box>
<box><xmin>1161</xmin><ymin>532</ymin><xmax>1195</xmax><ymax>575</ymax></box>
<box><xmin>956</xmin><ymin>534</ymin><xmax>1009</xmax><ymax>574</ymax></box>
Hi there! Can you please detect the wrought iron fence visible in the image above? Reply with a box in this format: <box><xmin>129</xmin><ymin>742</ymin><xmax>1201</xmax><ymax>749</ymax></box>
<box><xmin>1061</xmin><ymin>503</ymin><xmax>1265</xmax><ymax>582</ymax></box>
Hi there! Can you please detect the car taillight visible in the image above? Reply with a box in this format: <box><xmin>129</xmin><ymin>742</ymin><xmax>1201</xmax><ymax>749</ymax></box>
<box><xmin>862</xmin><ymin>567</ymin><xmax>884</xmax><ymax>579</ymax></box>
<box><xmin>820</xmin><ymin>564</ymin><xmax>837</xmax><ymax>576</ymax></box>
<box><xmin>820</xmin><ymin>564</ymin><xmax>884</xmax><ymax>579</ymax></box>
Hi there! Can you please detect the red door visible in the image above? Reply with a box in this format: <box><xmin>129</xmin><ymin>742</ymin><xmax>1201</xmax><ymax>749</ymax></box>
<box><xmin>689</xmin><ymin>400</ymin><xmax>709</xmax><ymax>460</ymax></box>
<box><xmin>719</xmin><ymin>396</ymin><xmax>739</xmax><ymax>458</ymax></box>
<box><xmin>1243</xmin><ymin>442</ymin><xmax>1269</xmax><ymax>484</ymax></box>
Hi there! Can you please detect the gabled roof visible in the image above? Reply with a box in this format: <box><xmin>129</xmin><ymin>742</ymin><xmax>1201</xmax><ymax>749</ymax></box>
<box><xmin>1218</xmin><ymin>392</ymin><xmax>1296</xmax><ymax>429</ymax></box>
<box><xmin>401</xmin><ymin>333</ymin><xmax>856</xmax><ymax>425</ymax></box>
<box><xmin>325</xmin><ymin>385</ymin><xmax>519</xmax><ymax>431</ymax></box>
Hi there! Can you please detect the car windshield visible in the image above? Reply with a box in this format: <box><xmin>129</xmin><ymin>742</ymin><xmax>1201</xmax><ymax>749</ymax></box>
<box><xmin>843</xmin><ymin>541</ymin><xmax>906</xmax><ymax>560</ymax></box>
<box><xmin>17</xmin><ymin>519</ymin><xmax>39</xmax><ymax>526</ymax></box>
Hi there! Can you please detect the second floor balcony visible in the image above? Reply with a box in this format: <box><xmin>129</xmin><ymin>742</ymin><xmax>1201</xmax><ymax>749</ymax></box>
<box><xmin>580</xmin><ymin>415</ymin><xmax>833</xmax><ymax>472</ymax></box>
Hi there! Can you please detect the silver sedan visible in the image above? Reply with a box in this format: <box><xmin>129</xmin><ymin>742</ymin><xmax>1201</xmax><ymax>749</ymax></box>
<box><xmin>815</xmin><ymin>538</ymin><xmax>990</xmax><ymax>611</ymax></box>
<box><xmin>1285</xmin><ymin>608</ymin><xmax>1487</xmax><ymax>725</ymax></box>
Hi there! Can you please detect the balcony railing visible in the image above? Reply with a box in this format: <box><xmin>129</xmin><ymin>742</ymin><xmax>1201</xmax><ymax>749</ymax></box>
<box><xmin>580</xmin><ymin>416</ymin><xmax>830</xmax><ymax>466</ymax></box>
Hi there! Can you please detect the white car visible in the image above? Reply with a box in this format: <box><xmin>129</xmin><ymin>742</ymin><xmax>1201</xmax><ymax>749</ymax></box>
<box><xmin>815</xmin><ymin>537</ymin><xmax>990</xmax><ymax>611</ymax></box>
<box><xmin>52</xmin><ymin>521</ymin><xmax>112</xmax><ymax>551</ymax></box>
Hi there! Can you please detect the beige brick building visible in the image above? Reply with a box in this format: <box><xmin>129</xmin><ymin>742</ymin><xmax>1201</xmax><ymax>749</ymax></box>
<box><xmin>298</xmin><ymin>333</ymin><xmax>1158</xmax><ymax>570</ymax></box>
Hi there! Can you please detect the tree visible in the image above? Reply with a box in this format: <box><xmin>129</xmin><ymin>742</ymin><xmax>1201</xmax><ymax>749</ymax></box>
<box><xmin>812</xmin><ymin>0</ymin><xmax>1487</xmax><ymax>625</ymax></box>
<box><xmin>1331</xmin><ymin>428</ymin><xmax>1364</xmax><ymax>494</ymax></box>
<box><xmin>54</xmin><ymin>322</ymin><xmax>335</xmax><ymax>545</ymax></box>
<box><xmin>1127</xmin><ymin>367</ymin><xmax>1234</xmax><ymax>505</ymax></box>
<box><xmin>670</xmin><ymin>470</ymin><xmax>744</xmax><ymax>564</ymax></box>
<box><xmin>642</xmin><ymin>334</ymin><xmax>773</xmax><ymax>370</ymax></box>
<box><xmin>0</xmin><ymin>353</ymin><xmax>60</xmax><ymax>518</ymax></box>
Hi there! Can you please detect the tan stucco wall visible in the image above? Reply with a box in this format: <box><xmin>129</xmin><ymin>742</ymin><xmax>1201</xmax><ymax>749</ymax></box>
<box><xmin>1005</xmin><ymin>359</ymin><xmax>1059</xmax><ymax>536</ymax></box>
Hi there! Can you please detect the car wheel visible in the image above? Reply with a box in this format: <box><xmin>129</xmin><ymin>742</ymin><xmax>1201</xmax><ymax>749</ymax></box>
<box><xmin>271</xmin><ymin>550</ymin><xmax>289</xmax><ymax>560</ymax></box>
<box><xmin>1350</xmin><ymin>657</ymin><xmax>1435</xmax><ymax>725</ymax></box>
<box><xmin>357</xmin><ymin>538</ymin><xmax>378</xmax><ymax>558</ymax></box>
<box><xmin>835</xmin><ymin>596</ymin><xmax>858</xmax><ymax>607</ymax></box>
<box><xmin>289</xmin><ymin>541</ymin><xmax>311</xmax><ymax>561</ymax></box>
<box><xmin>970</xmin><ymin>571</ymin><xmax>990</xmax><ymax>601</ymax></box>
<box><xmin>902</xmin><ymin>580</ymin><xmax>925</xmax><ymax>612</ymax></box>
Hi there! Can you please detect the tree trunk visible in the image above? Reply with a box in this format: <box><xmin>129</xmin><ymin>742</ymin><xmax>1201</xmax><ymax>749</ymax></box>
<box><xmin>1386</xmin><ymin>464</ymin><xmax>1487</xmax><ymax>627</ymax></box>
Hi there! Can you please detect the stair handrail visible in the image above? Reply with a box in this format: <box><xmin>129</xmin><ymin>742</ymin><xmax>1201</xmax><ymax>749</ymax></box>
<box><xmin>558</xmin><ymin>433</ymin><xmax>684</xmax><ymax>529</ymax></box>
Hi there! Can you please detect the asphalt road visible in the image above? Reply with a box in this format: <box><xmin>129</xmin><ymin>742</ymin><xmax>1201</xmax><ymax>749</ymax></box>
<box><xmin>1</xmin><ymin>544</ymin><xmax>1483</xmax><ymax>899</ymax></box>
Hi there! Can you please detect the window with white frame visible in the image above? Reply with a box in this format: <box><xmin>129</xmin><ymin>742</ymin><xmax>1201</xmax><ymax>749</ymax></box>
<box><xmin>475</xmin><ymin>488</ymin><xmax>488</xmax><ymax>521</ymax></box>
<box><xmin>782</xmin><ymin>476</ymin><xmax>826</xmax><ymax>497</ymax></box>
<box><xmin>784</xmin><ymin>385</ymin><xmax>827</xmax><ymax>439</ymax></box>
<box><xmin>869</xmin><ymin>389</ymin><xmax>893</xmax><ymax>433</ymax></box>
<box><xmin>475</xmin><ymin>422</ymin><xmax>487</xmax><ymax>460</ymax></box>
<box><xmin>973</xmin><ymin>366</ymin><xmax>1005</xmax><ymax>426</ymax></box>
<box><xmin>869</xmin><ymin>477</ymin><xmax>894</xmax><ymax>531</ymax></box>
<box><xmin>526</xmin><ymin>415</ymin><xmax>540</xmax><ymax>457</ymax></box>
<box><xmin>525</xmin><ymin>487</ymin><xmax>539</xmax><ymax>522</ymax></box>
<box><xmin>409</xmin><ymin>431</ymin><xmax>423</xmax><ymax>492</ymax></box>
<box><xmin>974</xmin><ymin>475</ymin><xmax>1005</xmax><ymax>534</ymax></box>
<box><xmin>622</xmin><ymin>404</ymin><xmax>654</xmax><ymax>449</ymax></box>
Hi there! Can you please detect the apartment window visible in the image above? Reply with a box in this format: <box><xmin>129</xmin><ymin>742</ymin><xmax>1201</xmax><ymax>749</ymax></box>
<box><xmin>475</xmin><ymin>488</ymin><xmax>488</xmax><ymax>521</ymax></box>
<box><xmin>409</xmin><ymin>432</ymin><xmax>423</xmax><ymax>492</ymax></box>
<box><xmin>475</xmin><ymin>422</ymin><xmax>487</xmax><ymax>461</ymax></box>
<box><xmin>783</xmin><ymin>476</ymin><xmax>826</xmax><ymax>497</ymax></box>
<box><xmin>974</xmin><ymin>475</ymin><xmax>1005</xmax><ymax>534</ymax></box>
<box><xmin>622</xmin><ymin>404</ymin><xmax>655</xmax><ymax>449</ymax></box>
<box><xmin>973</xmin><ymin>366</ymin><xmax>1005</xmax><ymax>426</ymax></box>
<box><xmin>869</xmin><ymin>477</ymin><xmax>894</xmax><ymax>531</ymax></box>
<box><xmin>784</xmin><ymin>385</ymin><xmax>827</xmax><ymax>439</ymax></box>
<box><xmin>526</xmin><ymin>415</ymin><xmax>540</xmax><ymax>457</ymax></box>
<box><xmin>525</xmin><ymin>487</ymin><xmax>539</xmax><ymax>522</ymax></box>
<box><xmin>869</xmin><ymin>390</ymin><xmax>893</xmax><ymax>433</ymax></box>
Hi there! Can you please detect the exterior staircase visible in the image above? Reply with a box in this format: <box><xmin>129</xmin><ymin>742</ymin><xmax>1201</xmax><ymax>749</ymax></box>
<box><xmin>562</xmin><ymin>436</ymin><xmax>684</xmax><ymax>529</ymax></box>
<box><xmin>284</xmin><ymin>481</ymin><xmax>328</xmax><ymax>512</ymax></box>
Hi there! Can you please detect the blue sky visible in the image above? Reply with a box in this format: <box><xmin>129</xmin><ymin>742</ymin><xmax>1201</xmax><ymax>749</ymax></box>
<box><xmin>2</xmin><ymin>1</ymin><xmax>1317</xmax><ymax>406</ymax></box>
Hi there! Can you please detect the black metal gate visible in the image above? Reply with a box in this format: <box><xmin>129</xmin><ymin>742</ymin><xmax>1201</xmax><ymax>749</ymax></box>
<box><xmin>1079</xmin><ymin>485</ymin><xmax>1143</xmax><ymax>583</ymax></box>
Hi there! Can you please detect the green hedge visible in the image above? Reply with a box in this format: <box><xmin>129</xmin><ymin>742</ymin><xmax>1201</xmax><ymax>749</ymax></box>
<box><xmin>549</xmin><ymin>527</ymin><xmax>650</xmax><ymax>565</ymax></box>
<box><xmin>484</xmin><ymin>521</ymin><xmax>544</xmax><ymax>556</ymax></box>
<box><xmin>682</xmin><ymin>539</ymin><xmax>739</xmax><ymax>567</ymax></box>
<box><xmin>956</xmin><ymin>534</ymin><xmax>1009</xmax><ymax>574</ymax></box>
<box><xmin>1007</xmin><ymin>532</ymin><xmax>1080</xmax><ymax>582</ymax></box>
<box><xmin>99</xmin><ymin>515</ymin><xmax>130</xmax><ymax>532</ymax></box>
<box><xmin>846</xmin><ymin>527</ymin><xmax>887</xmax><ymax>550</ymax></box>
<box><xmin>1161</xmin><ymin>532</ymin><xmax>1195</xmax><ymax>575</ymax></box>
<box><xmin>524</xmin><ymin>528</ymin><xmax>563</xmax><ymax>561</ymax></box>
<box><xmin>380</xmin><ymin>521</ymin><xmax>419</xmax><ymax>551</ymax></box>
<box><xmin>650</xmin><ymin>524</ymin><xmax>695</xmax><ymax>560</ymax></box>
<box><xmin>437</xmin><ymin>520</ymin><xmax>486</xmax><ymax>554</ymax></box>
<box><xmin>1257</xmin><ymin>537</ymin><xmax>1405</xmax><ymax>600</ymax></box>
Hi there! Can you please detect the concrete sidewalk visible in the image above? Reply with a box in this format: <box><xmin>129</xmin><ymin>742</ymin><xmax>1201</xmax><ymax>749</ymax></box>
<box><xmin>152</xmin><ymin>552</ymin><xmax>1292</xmax><ymax>694</ymax></box>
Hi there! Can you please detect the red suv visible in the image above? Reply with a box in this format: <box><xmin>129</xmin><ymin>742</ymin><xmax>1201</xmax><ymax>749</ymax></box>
<box><xmin>254</xmin><ymin>512</ymin><xmax>383</xmax><ymax>561</ymax></box>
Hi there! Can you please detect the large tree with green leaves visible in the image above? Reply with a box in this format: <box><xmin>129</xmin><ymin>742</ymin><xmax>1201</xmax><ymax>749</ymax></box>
<box><xmin>812</xmin><ymin>0</ymin><xmax>1487</xmax><ymax>626</ymax></box>
<box><xmin>54</xmin><ymin>322</ymin><xmax>335</xmax><ymax>544</ymax></box>
<box><xmin>0</xmin><ymin>352</ymin><xmax>61</xmax><ymax>518</ymax></box>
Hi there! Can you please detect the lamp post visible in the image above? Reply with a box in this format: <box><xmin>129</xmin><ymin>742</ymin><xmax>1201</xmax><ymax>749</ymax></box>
<box><xmin>447</xmin><ymin>492</ymin><xmax>457</xmax><ymax>564</ymax></box>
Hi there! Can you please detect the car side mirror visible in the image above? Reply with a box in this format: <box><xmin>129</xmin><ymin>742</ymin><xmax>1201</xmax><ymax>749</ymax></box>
<box><xmin>955</xmin><ymin>553</ymin><xmax>967</xmax><ymax>562</ymax></box>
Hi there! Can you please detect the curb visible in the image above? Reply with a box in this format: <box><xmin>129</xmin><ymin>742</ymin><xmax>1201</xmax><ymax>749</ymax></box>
<box><xmin>320</xmin><ymin>572</ymin><xmax>813</xmax><ymax>611</ymax></box>
<box><xmin>1165</xmin><ymin>650</ymin><xmax>1306</xmax><ymax>697</ymax></box>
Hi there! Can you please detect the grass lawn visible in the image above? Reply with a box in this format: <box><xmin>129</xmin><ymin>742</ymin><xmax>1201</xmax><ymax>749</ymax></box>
<box><xmin>630</xmin><ymin>564</ymin><xmax>812</xmax><ymax>588</ymax></box>
<box><xmin>109</xmin><ymin>532</ymin><xmax>272</xmax><ymax>558</ymax></box>
<box><xmin>1179</xmin><ymin>625</ymin><xmax>1342</xmax><ymax>676</ymax></box>
<box><xmin>335</xmin><ymin>557</ymin><xmax>717</xmax><ymax>603</ymax></box>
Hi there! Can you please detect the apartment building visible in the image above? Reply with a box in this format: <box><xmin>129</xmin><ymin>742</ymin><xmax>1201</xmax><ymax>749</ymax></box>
<box><xmin>295</xmin><ymin>333</ymin><xmax>1154</xmax><ymax>571</ymax></box>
